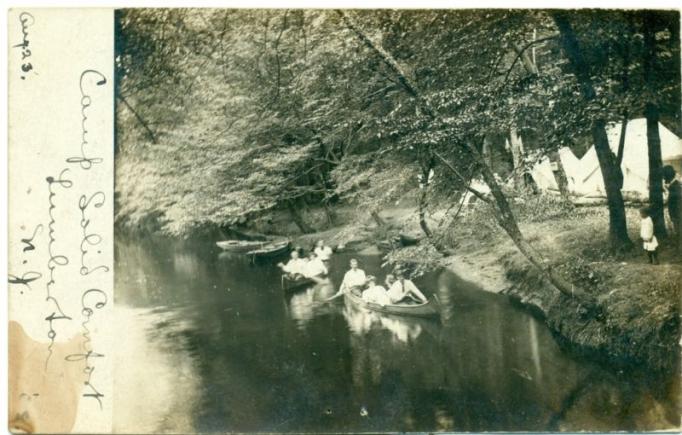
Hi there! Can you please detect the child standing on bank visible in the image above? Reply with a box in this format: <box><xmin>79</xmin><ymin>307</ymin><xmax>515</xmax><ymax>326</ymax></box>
<box><xmin>639</xmin><ymin>207</ymin><xmax>659</xmax><ymax>264</ymax></box>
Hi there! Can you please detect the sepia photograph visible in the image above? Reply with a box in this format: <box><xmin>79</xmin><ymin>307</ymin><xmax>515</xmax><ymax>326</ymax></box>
<box><xmin>5</xmin><ymin>5</ymin><xmax>682</xmax><ymax>434</ymax></box>
<box><xmin>111</xmin><ymin>8</ymin><xmax>681</xmax><ymax>432</ymax></box>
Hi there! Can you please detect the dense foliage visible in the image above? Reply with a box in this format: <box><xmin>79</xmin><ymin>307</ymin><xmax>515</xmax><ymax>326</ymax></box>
<box><xmin>115</xmin><ymin>9</ymin><xmax>680</xmax><ymax>243</ymax></box>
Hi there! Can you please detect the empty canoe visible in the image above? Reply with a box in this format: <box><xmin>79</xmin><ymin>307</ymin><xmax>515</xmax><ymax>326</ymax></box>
<box><xmin>216</xmin><ymin>240</ymin><xmax>265</xmax><ymax>252</ymax></box>
<box><xmin>247</xmin><ymin>240</ymin><xmax>291</xmax><ymax>260</ymax></box>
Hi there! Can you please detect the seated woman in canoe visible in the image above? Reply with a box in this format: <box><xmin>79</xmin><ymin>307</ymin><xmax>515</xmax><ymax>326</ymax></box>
<box><xmin>302</xmin><ymin>251</ymin><xmax>328</xmax><ymax>280</ymax></box>
<box><xmin>387</xmin><ymin>271</ymin><xmax>428</xmax><ymax>304</ymax></box>
<box><xmin>361</xmin><ymin>275</ymin><xmax>390</xmax><ymax>306</ymax></box>
<box><xmin>327</xmin><ymin>258</ymin><xmax>366</xmax><ymax>300</ymax></box>
<box><xmin>277</xmin><ymin>250</ymin><xmax>308</xmax><ymax>279</ymax></box>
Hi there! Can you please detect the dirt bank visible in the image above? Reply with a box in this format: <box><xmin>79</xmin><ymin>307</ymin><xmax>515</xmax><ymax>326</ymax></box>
<box><xmin>443</xmin><ymin>205</ymin><xmax>681</xmax><ymax>373</ymax></box>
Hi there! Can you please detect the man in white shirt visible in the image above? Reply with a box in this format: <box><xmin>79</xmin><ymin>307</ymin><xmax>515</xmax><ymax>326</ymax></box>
<box><xmin>341</xmin><ymin>259</ymin><xmax>366</xmax><ymax>292</ymax></box>
<box><xmin>277</xmin><ymin>251</ymin><xmax>307</xmax><ymax>278</ymax></box>
<box><xmin>313</xmin><ymin>239</ymin><xmax>333</xmax><ymax>261</ymax></box>
<box><xmin>328</xmin><ymin>259</ymin><xmax>367</xmax><ymax>300</ymax></box>
<box><xmin>303</xmin><ymin>252</ymin><xmax>328</xmax><ymax>278</ymax></box>
<box><xmin>362</xmin><ymin>275</ymin><xmax>390</xmax><ymax>306</ymax></box>
<box><xmin>387</xmin><ymin>273</ymin><xmax>428</xmax><ymax>304</ymax></box>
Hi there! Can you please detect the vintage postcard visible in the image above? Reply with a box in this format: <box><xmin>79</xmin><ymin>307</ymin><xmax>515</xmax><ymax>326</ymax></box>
<box><xmin>6</xmin><ymin>5</ymin><xmax>682</xmax><ymax>433</ymax></box>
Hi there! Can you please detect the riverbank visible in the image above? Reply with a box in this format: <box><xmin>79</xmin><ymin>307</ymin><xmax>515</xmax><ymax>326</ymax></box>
<box><xmin>446</xmin><ymin>205</ymin><xmax>681</xmax><ymax>374</ymax></box>
<box><xmin>284</xmin><ymin>199</ymin><xmax>681</xmax><ymax>374</ymax></box>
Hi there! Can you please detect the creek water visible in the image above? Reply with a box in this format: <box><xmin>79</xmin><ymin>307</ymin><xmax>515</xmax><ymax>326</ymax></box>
<box><xmin>113</xmin><ymin>239</ymin><xmax>679</xmax><ymax>433</ymax></box>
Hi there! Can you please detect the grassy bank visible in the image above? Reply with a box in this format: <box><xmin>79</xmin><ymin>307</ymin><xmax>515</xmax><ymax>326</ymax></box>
<box><xmin>447</xmin><ymin>202</ymin><xmax>681</xmax><ymax>373</ymax></box>
<box><xmin>279</xmin><ymin>196</ymin><xmax>680</xmax><ymax>373</ymax></box>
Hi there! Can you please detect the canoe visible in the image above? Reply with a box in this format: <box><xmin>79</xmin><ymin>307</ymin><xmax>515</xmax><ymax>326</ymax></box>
<box><xmin>377</xmin><ymin>233</ymin><xmax>421</xmax><ymax>251</ymax></box>
<box><xmin>216</xmin><ymin>239</ymin><xmax>266</xmax><ymax>252</ymax></box>
<box><xmin>281</xmin><ymin>274</ymin><xmax>328</xmax><ymax>291</ymax></box>
<box><xmin>344</xmin><ymin>288</ymin><xmax>439</xmax><ymax>318</ymax></box>
<box><xmin>247</xmin><ymin>240</ymin><xmax>291</xmax><ymax>260</ymax></box>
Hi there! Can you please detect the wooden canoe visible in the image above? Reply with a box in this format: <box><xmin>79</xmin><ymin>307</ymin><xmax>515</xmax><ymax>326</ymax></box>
<box><xmin>247</xmin><ymin>240</ymin><xmax>291</xmax><ymax>260</ymax></box>
<box><xmin>216</xmin><ymin>239</ymin><xmax>266</xmax><ymax>252</ymax></box>
<box><xmin>344</xmin><ymin>288</ymin><xmax>439</xmax><ymax>318</ymax></box>
<box><xmin>281</xmin><ymin>274</ymin><xmax>328</xmax><ymax>291</ymax></box>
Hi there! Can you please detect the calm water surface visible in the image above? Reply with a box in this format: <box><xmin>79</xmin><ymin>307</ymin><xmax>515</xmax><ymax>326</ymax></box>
<box><xmin>113</xmin><ymin>239</ymin><xmax>679</xmax><ymax>433</ymax></box>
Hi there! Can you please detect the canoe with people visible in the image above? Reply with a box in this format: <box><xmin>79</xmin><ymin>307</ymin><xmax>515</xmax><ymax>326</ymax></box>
<box><xmin>327</xmin><ymin>259</ymin><xmax>439</xmax><ymax>318</ymax></box>
<box><xmin>278</xmin><ymin>247</ymin><xmax>330</xmax><ymax>291</ymax></box>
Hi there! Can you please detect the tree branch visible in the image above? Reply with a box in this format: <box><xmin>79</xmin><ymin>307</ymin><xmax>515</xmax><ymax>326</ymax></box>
<box><xmin>502</xmin><ymin>35</ymin><xmax>557</xmax><ymax>85</ymax></box>
<box><xmin>117</xmin><ymin>94</ymin><xmax>158</xmax><ymax>144</ymax></box>
<box><xmin>433</xmin><ymin>151</ymin><xmax>492</xmax><ymax>204</ymax></box>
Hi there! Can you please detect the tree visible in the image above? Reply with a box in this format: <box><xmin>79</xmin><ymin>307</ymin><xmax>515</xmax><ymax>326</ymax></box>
<box><xmin>551</xmin><ymin>11</ymin><xmax>633</xmax><ymax>250</ymax></box>
<box><xmin>338</xmin><ymin>10</ymin><xmax>598</xmax><ymax>305</ymax></box>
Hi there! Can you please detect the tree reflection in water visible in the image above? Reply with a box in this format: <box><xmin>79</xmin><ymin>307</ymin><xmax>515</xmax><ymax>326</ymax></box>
<box><xmin>114</xmin><ymin>240</ymin><xmax>679</xmax><ymax>432</ymax></box>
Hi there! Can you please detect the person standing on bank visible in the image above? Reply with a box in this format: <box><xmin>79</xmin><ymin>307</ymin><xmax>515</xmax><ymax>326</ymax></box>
<box><xmin>640</xmin><ymin>207</ymin><xmax>659</xmax><ymax>265</ymax></box>
<box><xmin>663</xmin><ymin>165</ymin><xmax>682</xmax><ymax>253</ymax></box>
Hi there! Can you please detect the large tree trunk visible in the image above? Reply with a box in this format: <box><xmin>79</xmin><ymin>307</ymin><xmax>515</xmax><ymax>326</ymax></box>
<box><xmin>614</xmin><ymin>114</ymin><xmax>627</xmax><ymax>190</ymax></box>
<box><xmin>592</xmin><ymin>122</ymin><xmax>632</xmax><ymax>248</ymax></box>
<box><xmin>643</xmin><ymin>15</ymin><xmax>668</xmax><ymax>239</ymax></box>
<box><xmin>553</xmin><ymin>12</ymin><xmax>632</xmax><ymax>249</ymax></box>
<box><xmin>645</xmin><ymin>105</ymin><xmax>667</xmax><ymax>238</ymax></box>
<box><xmin>339</xmin><ymin>10</ymin><xmax>596</xmax><ymax>305</ymax></box>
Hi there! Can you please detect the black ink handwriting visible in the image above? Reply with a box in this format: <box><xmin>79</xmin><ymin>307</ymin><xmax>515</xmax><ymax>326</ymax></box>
<box><xmin>44</xmin><ymin>169</ymin><xmax>73</xmax><ymax>365</ymax></box>
<box><xmin>66</xmin><ymin>70</ymin><xmax>107</xmax><ymax>170</ymax></box>
<box><xmin>78</xmin><ymin>192</ymin><xmax>109</xmax><ymax>276</ymax></box>
<box><xmin>21</xmin><ymin>224</ymin><xmax>43</xmax><ymax>252</ymax></box>
<box><xmin>65</xmin><ymin>289</ymin><xmax>108</xmax><ymax>409</ymax></box>
<box><xmin>13</xmin><ymin>12</ymin><xmax>34</xmax><ymax>79</ymax></box>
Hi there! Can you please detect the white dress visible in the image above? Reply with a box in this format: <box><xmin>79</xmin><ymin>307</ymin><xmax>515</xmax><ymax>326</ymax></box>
<box><xmin>362</xmin><ymin>285</ymin><xmax>390</xmax><ymax>306</ymax></box>
<box><xmin>303</xmin><ymin>258</ymin><xmax>327</xmax><ymax>278</ymax></box>
<box><xmin>314</xmin><ymin>246</ymin><xmax>333</xmax><ymax>261</ymax></box>
<box><xmin>640</xmin><ymin>217</ymin><xmax>659</xmax><ymax>251</ymax></box>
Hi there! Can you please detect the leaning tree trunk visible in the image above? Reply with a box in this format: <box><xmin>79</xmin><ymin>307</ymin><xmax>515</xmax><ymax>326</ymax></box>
<box><xmin>643</xmin><ymin>14</ymin><xmax>668</xmax><ymax>239</ymax></box>
<box><xmin>553</xmin><ymin>12</ymin><xmax>632</xmax><ymax>250</ymax></box>
<box><xmin>474</xmin><ymin>149</ymin><xmax>596</xmax><ymax>304</ymax></box>
<box><xmin>551</xmin><ymin>150</ymin><xmax>572</xmax><ymax>202</ymax></box>
<box><xmin>338</xmin><ymin>10</ymin><xmax>596</xmax><ymax>305</ymax></box>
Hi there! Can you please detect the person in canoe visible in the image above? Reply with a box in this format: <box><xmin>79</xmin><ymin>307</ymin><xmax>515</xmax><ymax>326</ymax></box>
<box><xmin>361</xmin><ymin>275</ymin><xmax>390</xmax><ymax>306</ymax></box>
<box><xmin>384</xmin><ymin>273</ymin><xmax>396</xmax><ymax>289</ymax></box>
<box><xmin>302</xmin><ymin>251</ymin><xmax>328</xmax><ymax>279</ymax></box>
<box><xmin>277</xmin><ymin>250</ymin><xmax>307</xmax><ymax>279</ymax></box>
<box><xmin>327</xmin><ymin>258</ymin><xmax>367</xmax><ymax>300</ymax></box>
<box><xmin>387</xmin><ymin>271</ymin><xmax>428</xmax><ymax>304</ymax></box>
<box><xmin>314</xmin><ymin>239</ymin><xmax>333</xmax><ymax>261</ymax></box>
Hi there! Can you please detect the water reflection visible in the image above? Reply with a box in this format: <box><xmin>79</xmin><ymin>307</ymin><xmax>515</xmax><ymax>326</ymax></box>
<box><xmin>342</xmin><ymin>301</ymin><xmax>425</xmax><ymax>344</ymax></box>
<box><xmin>113</xmin><ymin>239</ymin><xmax>679</xmax><ymax>433</ymax></box>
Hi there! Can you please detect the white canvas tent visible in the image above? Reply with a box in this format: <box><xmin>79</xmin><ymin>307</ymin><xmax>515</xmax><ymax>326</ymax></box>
<box><xmin>530</xmin><ymin>118</ymin><xmax>682</xmax><ymax>200</ymax></box>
